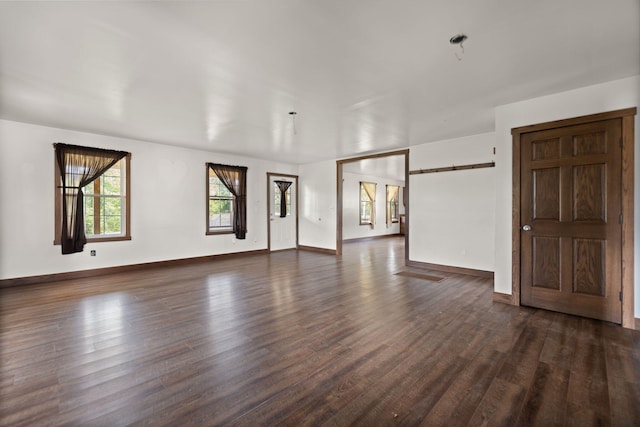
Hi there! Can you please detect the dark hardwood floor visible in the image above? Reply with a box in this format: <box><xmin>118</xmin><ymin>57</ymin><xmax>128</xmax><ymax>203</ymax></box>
<box><xmin>1</xmin><ymin>237</ymin><xmax>639</xmax><ymax>426</ymax></box>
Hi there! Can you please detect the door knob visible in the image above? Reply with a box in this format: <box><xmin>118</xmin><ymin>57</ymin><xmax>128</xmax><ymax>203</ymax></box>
<box><xmin>522</xmin><ymin>224</ymin><xmax>532</xmax><ymax>231</ymax></box>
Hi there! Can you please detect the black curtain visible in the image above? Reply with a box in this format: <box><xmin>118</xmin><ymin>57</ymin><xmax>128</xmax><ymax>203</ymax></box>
<box><xmin>274</xmin><ymin>180</ymin><xmax>292</xmax><ymax>217</ymax></box>
<box><xmin>55</xmin><ymin>143</ymin><xmax>127</xmax><ymax>254</ymax></box>
<box><xmin>208</xmin><ymin>163</ymin><xmax>248</xmax><ymax>239</ymax></box>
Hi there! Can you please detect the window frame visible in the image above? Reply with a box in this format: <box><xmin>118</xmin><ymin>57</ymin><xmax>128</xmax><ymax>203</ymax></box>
<box><xmin>206</xmin><ymin>167</ymin><xmax>235</xmax><ymax>235</ymax></box>
<box><xmin>359</xmin><ymin>181</ymin><xmax>376</xmax><ymax>226</ymax></box>
<box><xmin>387</xmin><ymin>184</ymin><xmax>400</xmax><ymax>224</ymax></box>
<box><xmin>54</xmin><ymin>152</ymin><xmax>131</xmax><ymax>245</ymax></box>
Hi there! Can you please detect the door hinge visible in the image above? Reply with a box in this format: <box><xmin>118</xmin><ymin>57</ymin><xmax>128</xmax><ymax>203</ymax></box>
<box><xmin>619</xmin><ymin>214</ymin><xmax>623</xmax><ymax>224</ymax></box>
<box><xmin>619</xmin><ymin>291</ymin><xmax>623</xmax><ymax>302</ymax></box>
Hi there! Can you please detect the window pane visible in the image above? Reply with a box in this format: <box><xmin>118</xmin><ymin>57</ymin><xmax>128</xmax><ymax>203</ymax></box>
<box><xmin>102</xmin><ymin>196</ymin><xmax>121</xmax><ymax>217</ymax></box>
<box><xmin>103</xmin><ymin>214</ymin><xmax>121</xmax><ymax>234</ymax></box>
<box><xmin>273</xmin><ymin>184</ymin><xmax>292</xmax><ymax>216</ymax></box>
<box><xmin>210</xmin><ymin>199</ymin><xmax>221</xmax><ymax>215</ymax></box>
<box><xmin>102</xmin><ymin>175</ymin><xmax>120</xmax><ymax>195</ymax></box>
<box><xmin>209</xmin><ymin>197</ymin><xmax>233</xmax><ymax>228</ymax></box>
<box><xmin>220</xmin><ymin>212</ymin><xmax>231</xmax><ymax>227</ymax></box>
<box><xmin>84</xmin><ymin>197</ymin><xmax>95</xmax><ymax>234</ymax></box>
<box><xmin>274</xmin><ymin>186</ymin><xmax>281</xmax><ymax>213</ymax></box>
<box><xmin>361</xmin><ymin>201</ymin><xmax>371</xmax><ymax>222</ymax></box>
<box><xmin>286</xmin><ymin>190</ymin><xmax>291</xmax><ymax>214</ymax></box>
<box><xmin>79</xmin><ymin>162</ymin><xmax>125</xmax><ymax>236</ymax></box>
<box><xmin>360</xmin><ymin>182</ymin><xmax>376</xmax><ymax>224</ymax></box>
<box><xmin>210</xmin><ymin>176</ymin><xmax>232</xmax><ymax>197</ymax></box>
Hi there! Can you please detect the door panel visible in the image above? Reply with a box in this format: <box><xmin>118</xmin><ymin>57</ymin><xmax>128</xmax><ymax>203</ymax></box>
<box><xmin>573</xmin><ymin>164</ymin><xmax>605</xmax><ymax>221</ymax></box>
<box><xmin>573</xmin><ymin>238</ymin><xmax>605</xmax><ymax>296</ymax></box>
<box><xmin>532</xmin><ymin>236</ymin><xmax>560</xmax><ymax>290</ymax></box>
<box><xmin>520</xmin><ymin>119</ymin><xmax>622</xmax><ymax>323</ymax></box>
<box><xmin>533</xmin><ymin>168</ymin><xmax>560</xmax><ymax>220</ymax></box>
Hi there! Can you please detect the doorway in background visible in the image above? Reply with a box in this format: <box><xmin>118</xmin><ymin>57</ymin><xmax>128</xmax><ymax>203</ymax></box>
<box><xmin>336</xmin><ymin>149</ymin><xmax>409</xmax><ymax>258</ymax></box>
<box><xmin>267</xmin><ymin>173</ymin><xmax>298</xmax><ymax>252</ymax></box>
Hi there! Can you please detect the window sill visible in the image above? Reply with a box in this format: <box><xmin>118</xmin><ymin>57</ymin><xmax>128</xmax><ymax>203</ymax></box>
<box><xmin>53</xmin><ymin>235</ymin><xmax>131</xmax><ymax>245</ymax></box>
<box><xmin>206</xmin><ymin>229</ymin><xmax>234</xmax><ymax>236</ymax></box>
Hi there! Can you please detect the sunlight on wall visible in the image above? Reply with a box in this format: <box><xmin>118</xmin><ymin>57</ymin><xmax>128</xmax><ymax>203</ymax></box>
<box><xmin>301</xmin><ymin>182</ymin><xmax>318</xmax><ymax>222</ymax></box>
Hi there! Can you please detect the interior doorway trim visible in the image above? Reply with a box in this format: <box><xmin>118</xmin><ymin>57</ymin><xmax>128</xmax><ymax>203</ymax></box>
<box><xmin>511</xmin><ymin>107</ymin><xmax>636</xmax><ymax>328</ymax></box>
<box><xmin>266</xmin><ymin>172</ymin><xmax>299</xmax><ymax>252</ymax></box>
<box><xmin>336</xmin><ymin>149</ymin><xmax>410</xmax><ymax>258</ymax></box>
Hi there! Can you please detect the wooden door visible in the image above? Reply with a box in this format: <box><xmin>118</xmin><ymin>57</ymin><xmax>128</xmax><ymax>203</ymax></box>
<box><xmin>520</xmin><ymin>119</ymin><xmax>622</xmax><ymax>323</ymax></box>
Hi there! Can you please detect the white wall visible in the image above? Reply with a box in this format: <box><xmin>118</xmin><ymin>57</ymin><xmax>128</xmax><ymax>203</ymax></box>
<box><xmin>494</xmin><ymin>75</ymin><xmax>640</xmax><ymax>316</ymax></box>
<box><xmin>0</xmin><ymin>119</ymin><xmax>297</xmax><ymax>280</ymax></box>
<box><xmin>298</xmin><ymin>159</ymin><xmax>337</xmax><ymax>250</ymax></box>
<box><xmin>409</xmin><ymin>133</ymin><xmax>496</xmax><ymax>272</ymax></box>
<box><xmin>342</xmin><ymin>172</ymin><xmax>404</xmax><ymax>240</ymax></box>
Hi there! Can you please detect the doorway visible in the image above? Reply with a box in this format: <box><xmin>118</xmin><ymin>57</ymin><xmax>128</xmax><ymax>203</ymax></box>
<box><xmin>336</xmin><ymin>149</ymin><xmax>409</xmax><ymax>257</ymax></box>
<box><xmin>267</xmin><ymin>173</ymin><xmax>298</xmax><ymax>252</ymax></box>
<box><xmin>512</xmin><ymin>108</ymin><xmax>635</xmax><ymax>326</ymax></box>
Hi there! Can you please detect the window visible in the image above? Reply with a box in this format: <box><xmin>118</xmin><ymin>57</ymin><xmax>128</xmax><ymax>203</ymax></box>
<box><xmin>208</xmin><ymin>169</ymin><xmax>234</xmax><ymax>233</ymax></box>
<box><xmin>274</xmin><ymin>181</ymin><xmax>292</xmax><ymax>217</ymax></box>
<box><xmin>360</xmin><ymin>181</ymin><xmax>376</xmax><ymax>227</ymax></box>
<box><xmin>386</xmin><ymin>185</ymin><xmax>400</xmax><ymax>226</ymax></box>
<box><xmin>206</xmin><ymin>163</ymin><xmax>248</xmax><ymax>239</ymax></box>
<box><xmin>84</xmin><ymin>161</ymin><xmax>127</xmax><ymax>237</ymax></box>
<box><xmin>54</xmin><ymin>144</ymin><xmax>131</xmax><ymax>254</ymax></box>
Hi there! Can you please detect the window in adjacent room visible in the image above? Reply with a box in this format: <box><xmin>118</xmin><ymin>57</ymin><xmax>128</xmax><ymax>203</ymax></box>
<box><xmin>54</xmin><ymin>143</ymin><xmax>131</xmax><ymax>254</ymax></box>
<box><xmin>206</xmin><ymin>163</ymin><xmax>248</xmax><ymax>239</ymax></box>
<box><xmin>359</xmin><ymin>181</ymin><xmax>376</xmax><ymax>227</ymax></box>
<box><xmin>386</xmin><ymin>184</ymin><xmax>400</xmax><ymax>226</ymax></box>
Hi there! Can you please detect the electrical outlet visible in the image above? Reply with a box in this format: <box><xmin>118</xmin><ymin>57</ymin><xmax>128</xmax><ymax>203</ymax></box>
<box><xmin>90</xmin><ymin>250</ymin><xmax>96</xmax><ymax>256</ymax></box>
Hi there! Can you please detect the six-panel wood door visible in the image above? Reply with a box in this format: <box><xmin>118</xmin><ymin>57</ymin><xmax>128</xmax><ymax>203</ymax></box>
<box><xmin>520</xmin><ymin>119</ymin><xmax>622</xmax><ymax>323</ymax></box>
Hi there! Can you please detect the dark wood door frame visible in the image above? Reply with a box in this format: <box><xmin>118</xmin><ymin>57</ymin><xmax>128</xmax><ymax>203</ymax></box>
<box><xmin>336</xmin><ymin>149</ymin><xmax>410</xmax><ymax>259</ymax></box>
<box><xmin>512</xmin><ymin>108</ymin><xmax>636</xmax><ymax>328</ymax></box>
<box><xmin>266</xmin><ymin>172</ymin><xmax>299</xmax><ymax>252</ymax></box>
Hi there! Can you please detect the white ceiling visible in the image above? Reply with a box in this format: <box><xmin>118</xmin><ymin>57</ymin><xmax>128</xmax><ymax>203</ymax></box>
<box><xmin>1</xmin><ymin>1</ymin><xmax>638</xmax><ymax>165</ymax></box>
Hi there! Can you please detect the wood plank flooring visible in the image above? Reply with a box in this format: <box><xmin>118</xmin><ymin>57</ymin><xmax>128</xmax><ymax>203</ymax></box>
<box><xmin>1</xmin><ymin>237</ymin><xmax>639</xmax><ymax>426</ymax></box>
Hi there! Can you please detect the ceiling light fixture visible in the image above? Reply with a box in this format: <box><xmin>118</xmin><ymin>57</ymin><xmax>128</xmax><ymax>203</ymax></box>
<box><xmin>449</xmin><ymin>33</ymin><xmax>468</xmax><ymax>61</ymax></box>
<box><xmin>289</xmin><ymin>111</ymin><xmax>297</xmax><ymax>135</ymax></box>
